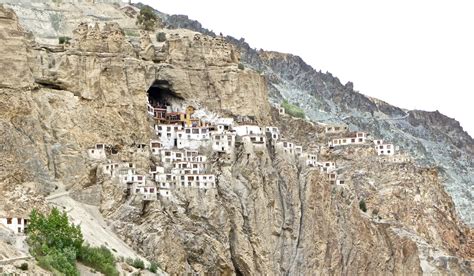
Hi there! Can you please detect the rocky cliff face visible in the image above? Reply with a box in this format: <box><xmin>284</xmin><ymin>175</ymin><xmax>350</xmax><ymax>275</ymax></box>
<box><xmin>0</xmin><ymin>2</ymin><xmax>472</xmax><ymax>275</ymax></box>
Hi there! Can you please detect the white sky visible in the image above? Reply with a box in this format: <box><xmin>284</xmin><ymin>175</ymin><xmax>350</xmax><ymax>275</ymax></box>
<box><xmin>134</xmin><ymin>0</ymin><xmax>474</xmax><ymax>136</ymax></box>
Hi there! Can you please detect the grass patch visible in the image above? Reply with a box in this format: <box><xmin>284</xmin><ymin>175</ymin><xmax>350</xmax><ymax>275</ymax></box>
<box><xmin>132</xmin><ymin>258</ymin><xmax>145</xmax><ymax>269</ymax></box>
<box><xmin>78</xmin><ymin>244</ymin><xmax>119</xmax><ymax>276</ymax></box>
<box><xmin>148</xmin><ymin>261</ymin><xmax>160</xmax><ymax>273</ymax></box>
<box><xmin>125</xmin><ymin>29</ymin><xmax>140</xmax><ymax>37</ymax></box>
<box><xmin>281</xmin><ymin>100</ymin><xmax>305</xmax><ymax>119</ymax></box>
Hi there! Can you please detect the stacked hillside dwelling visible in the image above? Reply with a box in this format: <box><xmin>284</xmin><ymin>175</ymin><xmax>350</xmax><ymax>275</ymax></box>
<box><xmin>88</xmin><ymin>88</ymin><xmax>364</xmax><ymax>202</ymax></box>
<box><xmin>86</xmin><ymin>83</ymin><xmax>412</xmax><ymax>202</ymax></box>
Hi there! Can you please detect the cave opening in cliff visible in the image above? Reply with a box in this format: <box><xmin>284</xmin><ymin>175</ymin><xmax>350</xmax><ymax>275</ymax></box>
<box><xmin>147</xmin><ymin>80</ymin><xmax>184</xmax><ymax>109</ymax></box>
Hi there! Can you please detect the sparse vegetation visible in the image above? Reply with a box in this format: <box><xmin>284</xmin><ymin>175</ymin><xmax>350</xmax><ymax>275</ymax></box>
<box><xmin>19</xmin><ymin>263</ymin><xmax>28</xmax><ymax>271</ymax></box>
<box><xmin>131</xmin><ymin>258</ymin><xmax>145</xmax><ymax>270</ymax></box>
<box><xmin>136</xmin><ymin>6</ymin><xmax>158</xmax><ymax>31</ymax></box>
<box><xmin>50</xmin><ymin>13</ymin><xmax>64</xmax><ymax>32</ymax></box>
<box><xmin>78</xmin><ymin>244</ymin><xmax>119</xmax><ymax>276</ymax></box>
<box><xmin>359</xmin><ymin>199</ymin><xmax>367</xmax><ymax>212</ymax></box>
<box><xmin>125</xmin><ymin>29</ymin><xmax>140</xmax><ymax>37</ymax></box>
<box><xmin>28</xmin><ymin>208</ymin><xmax>83</xmax><ymax>275</ymax></box>
<box><xmin>148</xmin><ymin>261</ymin><xmax>160</xmax><ymax>273</ymax></box>
<box><xmin>125</xmin><ymin>257</ymin><xmax>134</xmax><ymax>266</ymax></box>
<box><xmin>27</xmin><ymin>208</ymin><xmax>118</xmax><ymax>276</ymax></box>
<box><xmin>238</xmin><ymin>63</ymin><xmax>245</xmax><ymax>70</ymax></box>
<box><xmin>281</xmin><ymin>100</ymin><xmax>305</xmax><ymax>119</ymax></box>
<box><xmin>58</xmin><ymin>36</ymin><xmax>71</xmax><ymax>45</ymax></box>
<box><xmin>156</xmin><ymin>32</ymin><xmax>167</xmax><ymax>42</ymax></box>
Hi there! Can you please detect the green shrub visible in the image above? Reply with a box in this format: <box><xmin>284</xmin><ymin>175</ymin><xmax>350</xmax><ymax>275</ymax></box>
<box><xmin>37</xmin><ymin>248</ymin><xmax>79</xmax><ymax>276</ymax></box>
<box><xmin>78</xmin><ymin>244</ymin><xmax>119</xmax><ymax>276</ymax></box>
<box><xmin>148</xmin><ymin>261</ymin><xmax>160</xmax><ymax>273</ymax></box>
<box><xmin>359</xmin><ymin>199</ymin><xmax>367</xmax><ymax>212</ymax></box>
<box><xmin>132</xmin><ymin>258</ymin><xmax>145</xmax><ymax>270</ymax></box>
<box><xmin>58</xmin><ymin>36</ymin><xmax>71</xmax><ymax>45</ymax></box>
<box><xmin>238</xmin><ymin>63</ymin><xmax>244</xmax><ymax>70</ymax></box>
<box><xmin>28</xmin><ymin>208</ymin><xmax>83</xmax><ymax>256</ymax></box>
<box><xmin>281</xmin><ymin>100</ymin><xmax>305</xmax><ymax>119</ymax></box>
<box><xmin>156</xmin><ymin>32</ymin><xmax>167</xmax><ymax>42</ymax></box>
<box><xmin>137</xmin><ymin>6</ymin><xmax>157</xmax><ymax>31</ymax></box>
<box><xmin>19</xmin><ymin>263</ymin><xmax>28</xmax><ymax>271</ymax></box>
<box><xmin>27</xmin><ymin>208</ymin><xmax>83</xmax><ymax>276</ymax></box>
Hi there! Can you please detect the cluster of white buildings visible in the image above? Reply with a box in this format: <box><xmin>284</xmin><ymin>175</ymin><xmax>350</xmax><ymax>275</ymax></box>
<box><xmin>91</xmin><ymin>101</ymin><xmax>321</xmax><ymax>201</ymax></box>
<box><xmin>323</xmin><ymin>123</ymin><xmax>405</xmax><ymax>158</ymax></box>
<box><xmin>320</xmin><ymin>121</ymin><xmax>413</xmax><ymax>184</ymax></box>
<box><xmin>85</xmin><ymin>103</ymin><xmax>415</xmax><ymax>201</ymax></box>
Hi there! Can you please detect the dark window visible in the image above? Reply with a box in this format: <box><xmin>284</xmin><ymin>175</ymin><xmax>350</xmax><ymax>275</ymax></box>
<box><xmin>6</xmin><ymin>218</ymin><xmax>12</xmax><ymax>224</ymax></box>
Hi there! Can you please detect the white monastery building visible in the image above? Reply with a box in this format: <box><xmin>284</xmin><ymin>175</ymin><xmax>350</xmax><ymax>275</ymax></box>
<box><xmin>0</xmin><ymin>217</ymin><xmax>28</xmax><ymax>234</ymax></box>
<box><xmin>88</xmin><ymin>144</ymin><xmax>107</xmax><ymax>160</ymax></box>
<box><xmin>234</xmin><ymin>125</ymin><xmax>263</xmax><ymax>136</ymax></box>
<box><xmin>329</xmin><ymin>132</ymin><xmax>368</xmax><ymax>147</ymax></box>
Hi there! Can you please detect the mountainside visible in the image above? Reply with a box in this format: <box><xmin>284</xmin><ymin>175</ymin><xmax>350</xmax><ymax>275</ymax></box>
<box><xmin>0</xmin><ymin>1</ymin><xmax>472</xmax><ymax>275</ymax></box>
<box><xmin>160</xmin><ymin>11</ymin><xmax>474</xmax><ymax>228</ymax></box>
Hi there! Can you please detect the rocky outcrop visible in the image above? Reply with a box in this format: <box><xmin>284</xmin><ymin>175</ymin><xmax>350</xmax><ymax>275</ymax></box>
<box><xmin>0</xmin><ymin>5</ymin><xmax>33</xmax><ymax>88</ymax></box>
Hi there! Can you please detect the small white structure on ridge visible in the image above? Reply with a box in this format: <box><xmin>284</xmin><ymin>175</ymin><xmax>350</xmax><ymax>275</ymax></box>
<box><xmin>88</xmin><ymin>144</ymin><xmax>107</xmax><ymax>160</ymax></box>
